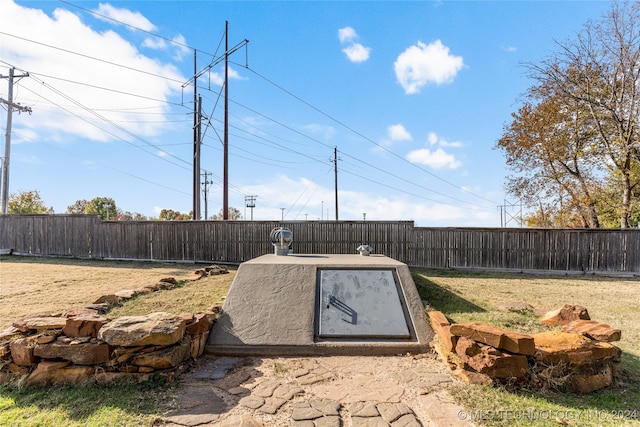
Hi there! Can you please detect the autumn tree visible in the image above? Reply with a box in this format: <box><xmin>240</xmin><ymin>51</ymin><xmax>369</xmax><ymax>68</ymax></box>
<box><xmin>211</xmin><ymin>207</ymin><xmax>242</xmax><ymax>220</ymax></box>
<box><xmin>7</xmin><ymin>190</ymin><xmax>53</xmax><ymax>214</ymax></box>
<box><xmin>85</xmin><ymin>197</ymin><xmax>117</xmax><ymax>220</ymax></box>
<box><xmin>66</xmin><ymin>199</ymin><xmax>89</xmax><ymax>214</ymax></box>
<box><xmin>159</xmin><ymin>209</ymin><xmax>191</xmax><ymax>220</ymax></box>
<box><xmin>497</xmin><ymin>83</ymin><xmax>604</xmax><ymax>227</ymax></box>
<box><xmin>525</xmin><ymin>1</ymin><xmax>640</xmax><ymax>227</ymax></box>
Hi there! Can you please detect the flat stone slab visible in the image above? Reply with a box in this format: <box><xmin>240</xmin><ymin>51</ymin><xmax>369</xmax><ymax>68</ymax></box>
<box><xmin>164</xmin><ymin>384</ymin><xmax>227</xmax><ymax>426</ymax></box>
<box><xmin>311</xmin><ymin>375</ymin><xmax>404</xmax><ymax>403</ymax></box>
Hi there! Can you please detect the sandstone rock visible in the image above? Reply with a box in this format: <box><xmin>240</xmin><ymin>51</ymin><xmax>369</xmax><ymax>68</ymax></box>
<box><xmin>450</xmin><ymin>321</ymin><xmax>535</xmax><ymax>355</ymax></box>
<box><xmin>0</xmin><ymin>343</ymin><xmax>9</xmax><ymax>359</ymax></box>
<box><xmin>455</xmin><ymin>336</ymin><xmax>529</xmax><ymax>378</ymax></box>
<box><xmin>27</xmin><ymin>362</ymin><xmax>94</xmax><ymax>386</ymax></box>
<box><xmin>532</xmin><ymin>331</ymin><xmax>621</xmax><ymax>366</ymax></box>
<box><xmin>430</xmin><ymin>340</ymin><xmax>466</xmax><ymax>371</ymax></box>
<box><xmin>569</xmin><ymin>365</ymin><xmax>613</xmax><ymax>393</ymax></box>
<box><xmin>34</xmin><ymin>339</ymin><xmax>110</xmax><ymax>365</ymax></box>
<box><xmin>453</xmin><ymin>368</ymin><xmax>494</xmax><ymax>385</ymax></box>
<box><xmin>186</xmin><ymin>312</ymin><xmax>211</xmax><ymax>335</ymax></box>
<box><xmin>36</xmin><ymin>335</ymin><xmax>57</xmax><ymax>344</ymax></box>
<box><xmin>179</xmin><ymin>312</ymin><xmax>194</xmax><ymax>323</ymax></box>
<box><xmin>561</xmin><ymin>320</ymin><xmax>621</xmax><ymax>342</ymax></box>
<box><xmin>114</xmin><ymin>289</ymin><xmax>137</xmax><ymax>299</ymax></box>
<box><xmin>93</xmin><ymin>294</ymin><xmax>122</xmax><ymax>305</ymax></box>
<box><xmin>12</xmin><ymin>312</ymin><xmax>57</xmax><ymax>332</ymax></box>
<box><xmin>14</xmin><ymin>316</ymin><xmax>67</xmax><ymax>332</ymax></box>
<box><xmin>190</xmin><ymin>332</ymin><xmax>208</xmax><ymax>358</ymax></box>
<box><xmin>132</xmin><ymin>336</ymin><xmax>191</xmax><ymax>369</ymax></box>
<box><xmin>98</xmin><ymin>312</ymin><xmax>186</xmax><ymax>347</ymax></box>
<box><xmin>159</xmin><ymin>277</ymin><xmax>178</xmax><ymax>285</ymax></box>
<box><xmin>0</xmin><ymin>326</ymin><xmax>24</xmax><ymax>341</ymax></box>
<box><xmin>63</xmin><ymin>314</ymin><xmax>109</xmax><ymax>338</ymax></box>
<box><xmin>65</xmin><ymin>308</ymin><xmax>99</xmax><ymax>318</ymax></box>
<box><xmin>428</xmin><ymin>311</ymin><xmax>457</xmax><ymax>353</ymax></box>
<box><xmin>9</xmin><ymin>337</ymin><xmax>39</xmax><ymax>366</ymax></box>
<box><xmin>540</xmin><ymin>304</ymin><xmax>590</xmax><ymax>326</ymax></box>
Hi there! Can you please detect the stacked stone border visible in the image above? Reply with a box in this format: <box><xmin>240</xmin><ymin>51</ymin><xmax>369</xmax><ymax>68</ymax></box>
<box><xmin>429</xmin><ymin>304</ymin><xmax>623</xmax><ymax>393</ymax></box>
<box><xmin>0</xmin><ymin>266</ymin><xmax>228</xmax><ymax>387</ymax></box>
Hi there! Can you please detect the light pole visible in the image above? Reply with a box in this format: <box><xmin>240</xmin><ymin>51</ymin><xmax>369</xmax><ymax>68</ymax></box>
<box><xmin>280</xmin><ymin>207</ymin><xmax>285</xmax><ymax>221</ymax></box>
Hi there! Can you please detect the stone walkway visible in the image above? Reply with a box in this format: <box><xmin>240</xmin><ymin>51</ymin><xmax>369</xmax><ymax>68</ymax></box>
<box><xmin>159</xmin><ymin>354</ymin><xmax>476</xmax><ymax>427</ymax></box>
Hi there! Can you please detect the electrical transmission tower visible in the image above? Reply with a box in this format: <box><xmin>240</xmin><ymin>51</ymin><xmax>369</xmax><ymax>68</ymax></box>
<box><xmin>1</xmin><ymin>67</ymin><xmax>31</xmax><ymax>215</ymax></box>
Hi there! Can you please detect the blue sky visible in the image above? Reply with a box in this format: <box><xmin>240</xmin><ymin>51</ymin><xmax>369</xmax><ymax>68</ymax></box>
<box><xmin>0</xmin><ymin>0</ymin><xmax>612</xmax><ymax>225</ymax></box>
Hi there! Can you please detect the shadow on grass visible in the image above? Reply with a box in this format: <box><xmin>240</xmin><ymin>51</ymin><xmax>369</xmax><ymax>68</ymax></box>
<box><xmin>411</xmin><ymin>271</ymin><xmax>485</xmax><ymax>315</ymax></box>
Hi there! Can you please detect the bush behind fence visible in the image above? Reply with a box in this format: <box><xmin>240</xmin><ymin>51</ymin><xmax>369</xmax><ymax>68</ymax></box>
<box><xmin>1</xmin><ymin>215</ymin><xmax>639</xmax><ymax>272</ymax></box>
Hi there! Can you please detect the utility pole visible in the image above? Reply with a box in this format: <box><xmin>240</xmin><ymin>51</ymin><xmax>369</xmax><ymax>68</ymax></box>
<box><xmin>223</xmin><ymin>21</ymin><xmax>230</xmax><ymax>220</ymax></box>
<box><xmin>201</xmin><ymin>171</ymin><xmax>213</xmax><ymax>220</ymax></box>
<box><xmin>333</xmin><ymin>147</ymin><xmax>339</xmax><ymax>221</ymax></box>
<box><xmin>191</xmin><ymin>50</ymin><xmax>200</xmax><ymax>221</ymax></box>
<box><xmin>194</xmin><ymin>95</ymin><xmax>203</xmax><ymax>220</ymax></box>
<box><xmin>182</xmin><ymin>23</ymin><xmax>248</xmax><ymax>222</ymax></box>
<box><xmin>244</xmin><ymin>195</ymin><xmax>256</xmax><ymax>220</ymax></box>
<box><xmin>1</xmin><ymin>67</ymin><xmax>31</xmax><ymax>215</ymax></box>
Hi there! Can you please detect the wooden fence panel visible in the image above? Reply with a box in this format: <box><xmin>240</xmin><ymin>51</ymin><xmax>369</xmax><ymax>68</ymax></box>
<box><xmin>0</xmin><ymin>215</ymin><xmax>638</xmax><ymax>272</ymax></box>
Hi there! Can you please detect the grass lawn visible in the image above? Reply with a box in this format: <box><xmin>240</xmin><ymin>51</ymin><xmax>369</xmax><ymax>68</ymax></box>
<box><xmin>413</xmin><ymin>269</ymin><xmax>640</xmax><ymax>427</ymax></box>
<box><xmin>0</xmin><ymin>256</ymin><xmax>638</xmax><ymax>426</ymax></box>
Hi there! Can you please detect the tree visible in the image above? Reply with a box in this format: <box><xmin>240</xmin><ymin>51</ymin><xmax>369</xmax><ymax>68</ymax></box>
<box><xmin>525</xmin><ymin>1</ymin><xmax>640</xmax><ymax>227</ymax></box>
<box><xmin>8</xmin><ymin>190</ymin><xmax>52</xmax><ymax>214</ymax></box>
<box><xmin>66</xmin><ymin>199</ymin><xmax>89</xmax><ymax>214</ymax></box>
<box><xmin>497</xmin><ymin>86</ymin><xmax>604</xmax><ymax>227</ymax></box>
<box><xmin>159</xmin><ymin>209</ymin><xmax>191</xmax><ymax>221</ymax></box>
<box><xmin>116</xmin><ymin>210</ymin><xmax>148</xmax><ymax>221</ymax></box>
<box><xmin>85</xmin><ymin>197</ymin><xmax>117</xmax><ymax>220</ymax></box>
<box><xmin>211</xmin><ymin>207</ymin><xmax>242</xmax><ymax>220</ymax></box>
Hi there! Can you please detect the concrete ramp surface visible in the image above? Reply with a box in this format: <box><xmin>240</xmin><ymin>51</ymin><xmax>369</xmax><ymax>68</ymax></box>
<box><xmin>206</xmin><ymin>254</ymin><xmax>432</xmax><ymax>356</ymax></box>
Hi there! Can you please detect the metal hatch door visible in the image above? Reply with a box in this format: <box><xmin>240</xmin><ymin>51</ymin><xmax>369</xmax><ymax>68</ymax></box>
<box><xmin>317</xmin><ymin>269</ymin><xmax>412</xmax><ymax>339</ymax></box>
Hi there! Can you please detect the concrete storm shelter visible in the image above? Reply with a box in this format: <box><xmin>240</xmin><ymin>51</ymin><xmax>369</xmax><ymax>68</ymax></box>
<box><xmin>206</xmin><ymin>228</ymin><xmax>433</xmax><ymax>356</ymax></box>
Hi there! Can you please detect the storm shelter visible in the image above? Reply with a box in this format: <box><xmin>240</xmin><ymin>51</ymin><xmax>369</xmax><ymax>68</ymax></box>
<box><xmin>206</xmin><ymin>254</ymin><xmax>433</xmax><ymax>356</ymax></box>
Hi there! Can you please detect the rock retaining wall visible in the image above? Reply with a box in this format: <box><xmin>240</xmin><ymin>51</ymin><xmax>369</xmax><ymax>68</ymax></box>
<box><xmin>0</xmin><ymin>267</ymin><xmax>227</xmax><ymax>386</ymax></box>
<box><xmin>429</xmin><ymin>304</ymin><xmax>622</xmax><ymax>393</ymax></box>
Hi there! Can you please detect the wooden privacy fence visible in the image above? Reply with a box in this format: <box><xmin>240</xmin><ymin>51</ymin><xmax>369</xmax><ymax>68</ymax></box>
<box><xmin>1</xmin><ymin>215</ymin><xmax>639</xmax><ymax>273</ymax></box>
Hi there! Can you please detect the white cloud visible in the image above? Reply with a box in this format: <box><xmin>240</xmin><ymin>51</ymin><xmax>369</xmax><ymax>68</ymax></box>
<box><xmin>378</xmin><ymin>124</ymin><xmax>412</xmax><ymax>150</ymax></box>
<box><xmin>95</xmin><ymin>3</ymin><xmax>157</xmax><ymax>32</ymax></box>
<box><xmin>406</xmin><ymin>147</ymin><xmax>461</xmax><ymax>169</ymax></box>
<box><xmin>338</xmin><ymin>27</ymin><xmax>357</xmax><ymax>44</ymax></box>
<box><xmin>338</xmin><ymin>26</ymin><xmax>371</xmax><ymax>63</ymax></box>
<box><xmin>0</xmin><ymin>1</ymin><xmax>186</xmax><ymax>143</ymax></box>
<box><xmin>427</xmin><ymin>131</ymin><xmax>463</xmax><ymax>148</ymax></box>
<box><xmin>394</xmin><ymin>40</ymin><xmax>464</xmax><ymax>94</ymax></box>
<box><xmin>388</xmin><ymin>124</ymin><xmax>412</xmax><ymax>142</ymax></box>
<box><xmin>342</xmin><ymin>43</ymin><xmax>371</xmax><ymax>63</ymax></box>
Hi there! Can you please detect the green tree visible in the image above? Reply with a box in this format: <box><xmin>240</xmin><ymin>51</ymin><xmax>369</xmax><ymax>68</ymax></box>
<box><xmin>211</xmin><ymin>207</ymin><xmax>242</xmax><ymax>220</ymax></box>
<box><xmin>66</xmin><ymin>199</ymin><xmax>89</xmax><ymax>214</ymax></box>
<box><xmin>85</xmin><ymin>197</ymin><xmax>117</xmax><ymax>220</ymax></box>
<box><xmin>7</xmin><ymin>190</ymin><xmax>52</xmax><ymax>214</ymax></box>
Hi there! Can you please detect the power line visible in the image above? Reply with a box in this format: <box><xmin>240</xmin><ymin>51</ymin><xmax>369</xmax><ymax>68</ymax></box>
<box><xmin>244</xmin><ymin>65</ymin><xmax>500</xmax><ymax>207</ymax></box>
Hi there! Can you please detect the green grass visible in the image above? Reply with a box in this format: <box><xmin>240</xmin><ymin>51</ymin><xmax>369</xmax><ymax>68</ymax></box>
<box><xmin>413</xmin><ymin>269</ymin><xmax>640</xmax><ymax>427</ymax></box>
<box><xmin>0</xmin><ymin>381</ymin><xmax>171</xmax><ymax>426</ymax></box>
